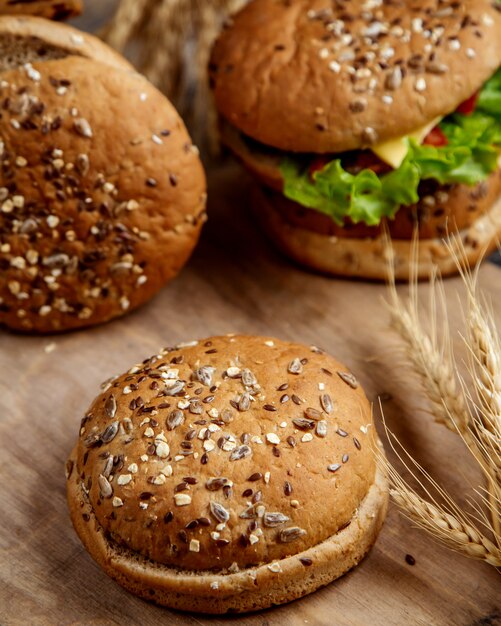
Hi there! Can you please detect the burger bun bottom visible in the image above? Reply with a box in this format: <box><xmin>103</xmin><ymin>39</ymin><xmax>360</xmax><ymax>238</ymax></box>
<box><xmin>67</xmin><ymin>443</ymin><xmax>388</xmax><ymax>614</ymax></box>
<box><xmin>251</xmin><ymin>185</ymin><xmax>501</xmax><ymax>281</ymax></box>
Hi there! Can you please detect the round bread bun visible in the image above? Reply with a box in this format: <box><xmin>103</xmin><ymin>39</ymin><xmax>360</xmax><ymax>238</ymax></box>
<box><xmin>0</xmin><ymin>0</ymin><xmax>81</xmax><ymax>20</ymax></box>
<box><xmin>66</xmin><ymin>335</ymin><xmax>389</xmax><ymax>613</ymax></box>
<box><xmin>0</xmin><ymin>15</ymin><xmax>133</xmax><ymax>73</ymax></box>
<box><xmin>210</xmin><ymin>0</ymin><xmax>501</xmax><ymax>153</ymax></box>
<box><xmin>0</xmin><ymin>55</ymin><xmax>206</xmax><ymax>333</ymax></box>
<box><xmin>252</xmin><ymin>184</ymin><xmax>501</xmax><ymax>281</ymax></box>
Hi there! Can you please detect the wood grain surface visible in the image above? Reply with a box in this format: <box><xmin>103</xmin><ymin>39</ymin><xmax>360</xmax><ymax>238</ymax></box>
<box><xmin>1</xmin><ymin>3</ymin><xmax>501</xmax><ymax>625</ymax></box>
<box><xmin>1</xmin><ymin>164</ymin><xmax>500</xmax><ymax>626</ymax></box>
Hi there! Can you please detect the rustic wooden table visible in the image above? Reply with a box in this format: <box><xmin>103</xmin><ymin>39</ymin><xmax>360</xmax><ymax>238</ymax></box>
<box><xmin>0</xmin><ymin>3</ymin><xmax>500</xmax><ymax>626</ymax></box>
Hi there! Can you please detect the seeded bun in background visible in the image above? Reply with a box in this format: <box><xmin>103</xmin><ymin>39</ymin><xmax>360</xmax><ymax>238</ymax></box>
<box><xmin>210</xmin><ymin>0</ymin><xmax>501</xmax><ymax>280</ymax></box>
<box><xmin>67</xmin><ymin>335</ymin><xmax>388</xmax><ymax>613</ymax></box>
<box><xmin>0</xmin><ymin>15</ymin><xmax>133</xmax><ymax>71</ymax></box>
<box><xmin>0</xmin><ymin>0</ymin><xmax>82</xmax><ymax>20</ymax></box>
<box><xmin>0</xmin><ymin>19</ymin><xmax>206</xmax><ymax>333</ymax></box>
<box><xmin>210</xmin><ymin>0</ymin><xmax>501</xmax><ymax>153</ymax></box>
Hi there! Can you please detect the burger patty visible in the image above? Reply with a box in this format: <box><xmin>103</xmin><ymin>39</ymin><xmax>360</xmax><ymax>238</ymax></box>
<box><xmin>222</xmin><ymin>120</ymin><xmax>501</xmax><ymax>240</ymax></box>
<box><xmin>258</xmin><ymin>171</ymin><xmax>501</xmax><ymax>241</ymax></box>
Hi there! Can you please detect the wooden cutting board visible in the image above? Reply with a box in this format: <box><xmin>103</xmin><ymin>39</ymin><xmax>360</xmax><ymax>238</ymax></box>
<box><xmin>1</xmin><ymin>4</ymin><xmax>500</xmax><ymax>625</ymax></box>
<box><xmin>1</xmin><ymin>163</ymin><xmax>500</xmax><ymax>626</ymax></box>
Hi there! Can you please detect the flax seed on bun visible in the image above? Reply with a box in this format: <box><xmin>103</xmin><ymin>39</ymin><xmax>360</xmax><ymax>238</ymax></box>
<box><xmin>210</xmin><ymin>0</ymin><xmax>501</xmax><ymax>280</ymax></box>
<box><xmin>0</xmin><ymin>20</ymin><xmax>206</xmax><ymax>332</ymax></box>
<box><xmin>66</xmin><ymin>335</ymin><xmax>388</xmax><ymax>613</ymax></box>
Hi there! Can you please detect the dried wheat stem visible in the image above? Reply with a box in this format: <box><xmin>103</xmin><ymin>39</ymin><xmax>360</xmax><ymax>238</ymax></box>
<box><xmin>379</xmin><ymin>233</ymin><xmax>501</xmax><ymax>556</ymax></box>
<box><xmin>103</xmin><ymin>0</ymin><xmax>247</xmax><ymax>147</ymax></box>
<box><xmin>388</xmin><ymin>300</ymin><xmax>468</xmax><ymax>433</ymax></box>
<box><xmin>444</xmin><ymin>240</ymin><xmax>501</xmax><ymax>438</ymax></box>
<box><xmin>376</xmin><ymin>432</ymin><xmax>501</xmax><ymax>567</ymax></box>
<box><xmin>445</xmin><ymin>241</ymin><xmax>501</xmax><ymax>534</ymax></box>
<box><xmin>103</xmin><ymin>0</ymin><xmax>152</xmax><ymax>50</ymax></box>
<box><xmin>389</xmin><ymin>486</ymin><xmax>501</xmax><ymax>566</ymax></box>
<box><xmin>387</xmin><ymin>241</ymin><xmax>500</xmax><ymax>482</ymax></box>
<box><xmin>467</xmin><ymin>296</ymin><xmax>501</xmax><ymax>436</ymax></box>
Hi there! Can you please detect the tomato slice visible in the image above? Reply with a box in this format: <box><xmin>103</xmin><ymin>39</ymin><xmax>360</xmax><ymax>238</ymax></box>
<box><xmin>309</xmin><ymin>156</ymin><xmax>332</xmax><ymax>178</ymax></box>
<box><xmin>455</xmin><ymin>91</ymin><xmax>479</xmax><ymax>115</ymax></box>
<box><xmin>354</xmin><ymin>152</ymin><xmax>392</xmax><ymax>175</ymax></box>
<box><xmin>423</xmin><ymin>126</ymin><xmax>448</xmax><ymax>147</ymax></box>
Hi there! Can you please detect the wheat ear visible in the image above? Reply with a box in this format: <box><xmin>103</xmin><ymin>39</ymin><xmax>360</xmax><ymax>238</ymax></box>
<box><xmin>386</xmin><ymin>237</ymin><xmax>468</xmax><ymax>434</ymax></box>
<box><xmin>376</xmin><ymin>420</ymin><xmax>501</xmax><ymax>567</ymax></box>
<box><xmin>444</xmin><ymin>240</ymin><xmax>501</xmax><ymax>536</ymax></box>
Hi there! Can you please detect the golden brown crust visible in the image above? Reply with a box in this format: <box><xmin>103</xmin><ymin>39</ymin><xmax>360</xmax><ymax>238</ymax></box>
<box><xmin>0</xmin><ymin>15</ymin><xmax>133</xmax><ymax>72</ymax></box>
<box><xmin>0</xmin><ymin>0</ymin><xmax>81</xmax><ymax>20</ymax></box>
<box><xmin>66</xmin><ymin>335</ymin><xmax>384</xmax><ymax>587</ymax></box>
<box><xmin>67</xmin><ymin>441</ymin><xmax>388</xmax><ymax>613</ymax></box>
<box><xmin>0</xmin><ymin>56</ymin><xmax>206</xmax><ymax>332</ymax></box>
<box><xmin>210</xmin><ymin>0</ymin><xmax>501</xmax><ymax>152</ymax></box>
<box><xmin>252</xmin><ymin>185</ymin><xmax>501</xmax><ymax>280</ymax></box>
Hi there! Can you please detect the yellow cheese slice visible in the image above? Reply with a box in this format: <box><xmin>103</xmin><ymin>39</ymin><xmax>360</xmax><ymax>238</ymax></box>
<box><xmin>371</xmin><ymin>117</ymin><xmax>442</xmax><ymax>169</ymax></box>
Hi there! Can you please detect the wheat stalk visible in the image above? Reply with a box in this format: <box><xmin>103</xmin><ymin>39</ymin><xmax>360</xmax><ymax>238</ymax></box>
<box><xmin>383</xmin><ymin>235</ymin><xmax>501</xmax><ymax>562</ymax></box>
<box><xmin>446</xmin><ymin>241</ymin><xmax>501</xmax><ymax>536</ymax></box>
<box><xmin>102</xmin><ymin>0</ymin><xmax>248</xmax><ymax>148</ymax></box>
<box><xmin>386</xmin><ymin>239</ymin><xmax>469</xmax><ymax>434</ymax></box>
<box><xmin>377</xmin><ymin>417</ymin><xmax>501</xmax><ymax>566</ymax></box>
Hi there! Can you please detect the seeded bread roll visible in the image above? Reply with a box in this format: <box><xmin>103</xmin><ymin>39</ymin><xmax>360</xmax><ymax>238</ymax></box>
<box><xmin>0</xmin><ymin>15</ymin><xmax>133</xmax><ymax>72</ymax></box>
<box><xmin>0</xmin><ymin>0</ymin><xmax>81</xmax><ymax>20</ymax></box>
<box><xmin>66</xmin><ymin>335</ymin><xmax>388</xmax><ymax>613</ymax></box>
<box><xmin>0</xmin><ymin>38</ymin><xmax>206</xmax><ymax>332</ymax></box>
<box><xmin>210</xmin><ymin>0</ymin><xmax>501</xmax><ymax>153</ymax></box>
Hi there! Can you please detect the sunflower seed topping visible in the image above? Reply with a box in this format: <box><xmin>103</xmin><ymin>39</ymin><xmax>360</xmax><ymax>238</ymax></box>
<box><xmin>292</xmin><ymin>418</ymin><xmax>315</xmax><ymax>431</ymax></box>
<box><xmin>279</xmin><ymin>527</ymin><xmax>307</xmax><ymax>543</ymax></box>
<box><xmin>164</xmin><ymin>380</ymin><xmax>185</xmax><ymax>396</ymax></box>
<box><xmin>101</xmin><ymin>421</ymin><xmax>119</xmax><ymax>443</ymax></box>
<box><xmin>337</xmin><ymin>371</ymin><xmax>359</xmax><ymax>389</ymax></box>
<box><xmin>166</xmin><ymin>410</ymin><xmax>184</xmax><ymax>430</ymax></box>
<box><xmin>241</xmin><ymin>369</ymin><xmax>257</xmax><ymax>386</ymax></box>
<box><xmin>288</xmin><ymin>358</ymin><xmax>303</xmax><ymax>375</ymax></box>
<box><xmin>206</xmin><ymin>477</ymin><xmax>230</xmax><ymax>491</ymax></box>
<box><xmin>264</xmin><ymin>512</ymin><xmax>290</xmax><ymax>527</ymax></box>
<box><xmin>210</xmin><ymin>501</ymin><xmax>230</xmax><ymax>523</ymax></box>
<box><xmin>320</xmin><ymin>394</ymin><xmax>333</xmax><ymax>414</ymax></box>
<box><xmin>155</xmin><ymin>441</ymin><xmax>170</xmax><ymax>458</ymax></box>
<box><xmin>174</xmin><ymin>493</ymin><xmax>192</xmax><ymax>506</ymax></box>
<box><xmin>98</xmin><ymin>474</ymin><xmax>113</xmax><ymax>498</ymax></box>
<box><xmin>195</xmin><ymin>366</ymin><xmax>215</xmax><ymax>386</ymax></box>
<box><xmin>230</xmin><ymin>445</ymin><xmax>252</xmax><ymax>461</ymax></box>
<box><xmin>304</xmin><ymin>407</ymin><xmax>322</xmax><ymax>421</ymax></box>
<box><xmin>105</xmin><ymin>395</ymin><xmax>117</xmax><ymax>418</ymax></box>
<box><xmin>316</xmin><ymin>421</ymin><xmax>328</xmax><ymax>438</ymax></box>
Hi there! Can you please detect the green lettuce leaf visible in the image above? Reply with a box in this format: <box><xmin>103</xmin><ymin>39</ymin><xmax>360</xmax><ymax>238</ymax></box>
<box><xmin>281</xmin><ymin>158</ymin><xmax>420</xmax><ymax>226</ymax></box>
<box><xmin>280</xmin><ymin>67</ymin><xmax>501</xmax><ymax>226</ymax></box>
<box><xmin>477</xmin><ymin>67</ymin><xmax>501</xmax><ymax>120</ymax></box>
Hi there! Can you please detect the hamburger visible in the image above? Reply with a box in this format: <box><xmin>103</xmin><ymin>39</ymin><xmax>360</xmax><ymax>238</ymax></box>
<box><xmin>66</xmin><ymin>335</ymin><xmax>388</xmax><ymax>613</ymax></box>
<box><xmin>210</xmin><ymin>0</ymin><xmax>501</xmax><ymax>279</ymax></box>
